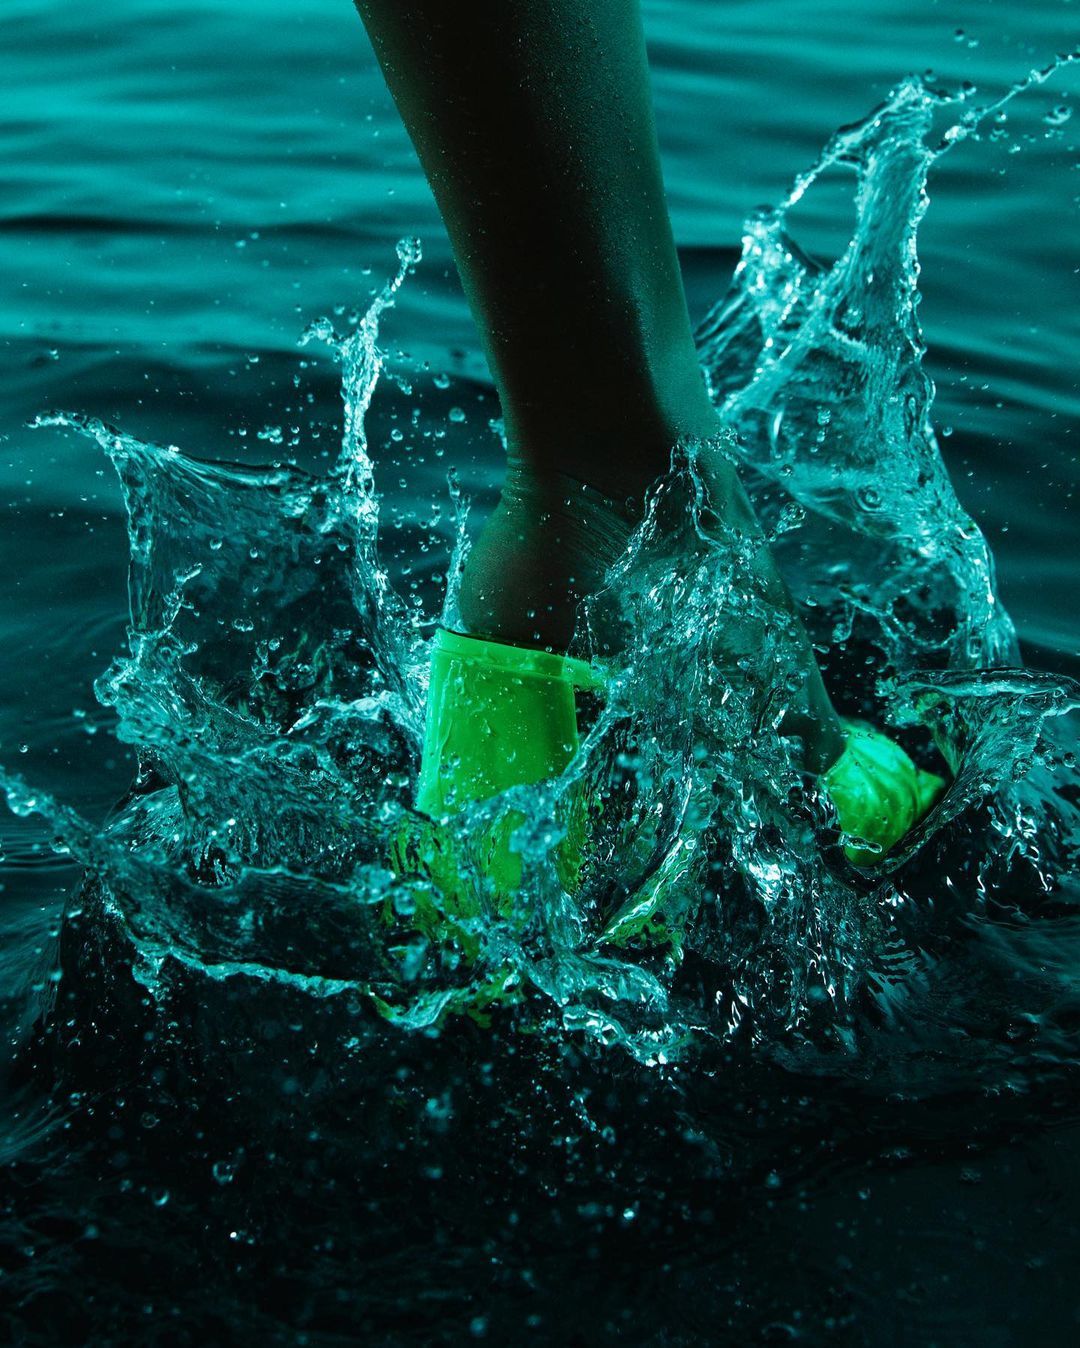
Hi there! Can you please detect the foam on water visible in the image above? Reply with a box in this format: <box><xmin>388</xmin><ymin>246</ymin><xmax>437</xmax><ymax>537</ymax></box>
<box><xmin>5</xmin><ymin>71</ymin><xmax>1080</xmax><ymax>1076</ymax></box>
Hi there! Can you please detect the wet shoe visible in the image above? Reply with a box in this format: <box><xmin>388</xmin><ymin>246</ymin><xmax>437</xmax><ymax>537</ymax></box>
<box><xmin>394</xmin><ymin>629</ymin><xmax>947</xmax><ymax>949</ymax></box>
<box><xmin>821</xmin><ymin>720</ymin><xmax>946</xmax><ymax>865</ymax></box>
<box><xmin>391</xmin><ymin>628</ymin><xmax>601</xmax><ymax>946</ymax></box>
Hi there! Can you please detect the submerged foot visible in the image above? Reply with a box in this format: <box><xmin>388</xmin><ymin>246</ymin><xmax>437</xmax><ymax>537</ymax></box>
<box><xmin>458</xmin><ymin>433</ymin><xmax>845</xmax><ymax>773</ymax></box>
<box><xmin>400</xmin><ymin>432</ymin><xmax>945</xmax><ymax>983</ymax></box>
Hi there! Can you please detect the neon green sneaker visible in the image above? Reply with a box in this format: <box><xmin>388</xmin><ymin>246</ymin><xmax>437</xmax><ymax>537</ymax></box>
<box><xmin>391</xmin><ymin>629</ymin><xmax>602</xmax><ymax>946</ymax></box>
<box><xmin>393</xmin><ymin>630</ymin><xmax>947</xmax><ymax>952</ymax></box>
<box><xmin>822</xmin><ymin>720</ymin><xmax>946</xmax><ymax>865</ymax></box>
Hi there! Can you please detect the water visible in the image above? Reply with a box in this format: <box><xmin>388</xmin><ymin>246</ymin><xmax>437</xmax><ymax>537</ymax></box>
<box><xmin>2</xmin><ymin>2</ymin><xmax>1079</xmax><ymax>1342</ymax></box>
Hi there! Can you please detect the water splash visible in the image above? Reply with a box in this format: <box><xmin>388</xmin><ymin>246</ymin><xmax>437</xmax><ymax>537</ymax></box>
<box><xmin>7</xmin><ymin>72</ymin><xmax>1080</xmax><ymax>1071</ymax></box>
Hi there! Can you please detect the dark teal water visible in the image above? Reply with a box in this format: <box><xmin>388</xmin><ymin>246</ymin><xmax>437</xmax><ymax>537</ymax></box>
<box><xmin>2</xmin><ymin>2</ymin><xmax>1079</xmax><ymax>1344</ymax></box>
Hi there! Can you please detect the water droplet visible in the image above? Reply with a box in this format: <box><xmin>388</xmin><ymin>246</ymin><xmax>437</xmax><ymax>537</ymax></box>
<box><xmin>396</xmin><ymin>236</ymin><xmax>423</xmax><ymax>267</ymax></box>
<box><xmin>212</xmin><ymin>1160</ymin><xmax>236</xmax><ymax>1186</ymax></box>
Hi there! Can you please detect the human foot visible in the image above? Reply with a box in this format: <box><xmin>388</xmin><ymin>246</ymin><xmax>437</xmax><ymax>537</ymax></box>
<box><xmin>458</xmin><ymin>441</ymin><xmax>845</xmax><ymax>773</ymax></box>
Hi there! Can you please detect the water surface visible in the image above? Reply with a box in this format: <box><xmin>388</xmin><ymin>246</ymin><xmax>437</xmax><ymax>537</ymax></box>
<box><xmin>1</xmin><ymin>3</ymin><xmax>1078</xmax><ymax>1343</ymax></box>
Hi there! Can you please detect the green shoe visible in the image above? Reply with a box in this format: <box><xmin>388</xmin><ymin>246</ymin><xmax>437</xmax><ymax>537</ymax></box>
<box><xmin>822</xmin><ymin>720</ymin><xmax>946</xmax><ymax>866</ymax></box>
<box><xmin>394</xmin><ymin>630</ymin><xmax>947</xmax><ymax>953</ymax></box>
<box><xmin>392</xmin><ymin>628</ymin><xmax>602</xmax><ymax>943</ymax></box>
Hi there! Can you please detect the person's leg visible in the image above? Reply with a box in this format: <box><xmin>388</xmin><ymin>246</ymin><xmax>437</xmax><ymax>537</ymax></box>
<box><xmin>353</xmin><ymin>0</ymin><xmax>843</xmax><ymax>769</ymax></box>
<box><xmin>355</xmin><ymin>0</ymin><xmax>714</xmax><ymax>492</ymax></box>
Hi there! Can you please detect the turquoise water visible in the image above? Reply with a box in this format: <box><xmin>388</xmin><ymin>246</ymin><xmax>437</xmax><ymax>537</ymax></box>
<box><xmin>2</xmin><ymin>2</ymin><xmax>1079</xmax><ymax>1343</ymax></box>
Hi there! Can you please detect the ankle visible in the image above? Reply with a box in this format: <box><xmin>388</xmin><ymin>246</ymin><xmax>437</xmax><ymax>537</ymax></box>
<box><xmin>457</xmin><ymin>469</ymin><xmax>636</xmax><ymax>651</ymax></box>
